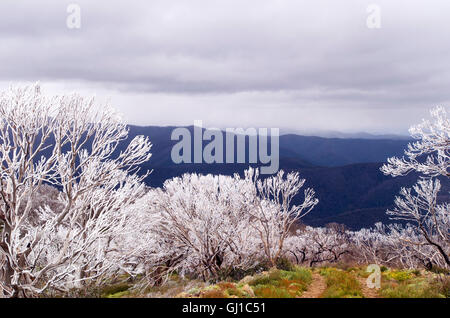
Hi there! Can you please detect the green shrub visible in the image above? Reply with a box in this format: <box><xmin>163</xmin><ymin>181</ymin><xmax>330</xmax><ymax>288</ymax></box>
<box><xmin>386</xmin><ymin>270</ymin><xmax>414</xmax><ymax>282</ymax></box>
<box><xmin>428</xmin><ymin>276</ymin><xmax>450</xmax><ymax>298</ymax></box>
<box><xmin>248</xmin><ymin>270</ymin><xmax>281</xmax><ymax>286</ymax></box>
<box><xmin>380</xmin><ymin>273</ymin><xmax>449</xmax><ymax>298</ymax></box>
<box><xmin>320</xmin><ymin>268</ymin><xmax>363</xmax><ymax>298</ymax></box>
<box><xmin>225</xmin><ymin>287</ymin><xmax>245</xmax><ymax>297</ymax></box>
<box><xmin>253</xmin><ymin>285</ymin><xmax>292</xmax><ymax>298</ymax></box>
<box><xmin>200</xmin><ymin>289</ymin><xmax>226</xmax><ymax>298</ymax></box>
<box><xmin>101</xmin><ymin>282</ymin><xmax>131</xmax><ymax>297</ymax></box>
<box><xmin>381</xmin><ymin>281</ymin><xmax>445</xmax><ymax>298</ymax></box>
<box><xmin>319</xmin><ymin>267</ymin><xmax>333</xmax><ymax>277</ymax></box>
<box><xmin>438</xmin><ymin>277</ymin><xmax>450</xmax><ymax>298</ymax></box>
<box><xmin>276</xmin><ymin>257</ymin><xmax>295</xmax><ymax>271</ymax></box>
<box><xmin>106</xmin><ymin>290</ymin><xmax>130</xmax><ymax>298</ymax></box>
<box><xmin>247</xmin><ymin>267</ymin><xmax>312</xmax><ymax>298</ymax></box>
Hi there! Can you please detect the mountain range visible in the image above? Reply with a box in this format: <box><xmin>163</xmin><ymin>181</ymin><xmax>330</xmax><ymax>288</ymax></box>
<box><xmin>125</xmin><ymin>125</ymin><xmax>448</xmax><ymax>230</ymax></box>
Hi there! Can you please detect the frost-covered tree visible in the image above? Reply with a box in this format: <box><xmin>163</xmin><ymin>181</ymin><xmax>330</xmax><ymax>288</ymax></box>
<box><xmin>285</xmin><ymin>225</ymin><xmax>350</xmax><ymax>267</ymax></box>
<box><xmin>381</xmin><ymin>106</ymin><xmax>449</xmax><ymax>177</ymax></box>
<box><xmin>350</xmin><ymin>222</ymin><xmax>447</xmax><ymax>269</ymax></box>
<box><xmin>0</xmin><ymin>84</ymin><xmax>152</xmax><ymax>297</ymax></box>
<box><xmin>351</xmin><ymin>223</ymin><xmax>402</xmax><ymax>266</ymax></box>
<box><xmin>141</xmin><ymin>172</ymin><xmax>264</xmax><ymax>282</ymax></box>
<box><xmin>388</xmin><ymin>179</ymin><xmax>449</xmax><ymax>266</ymax></box>
<box><xmin>135</xmin><ymin>168</ymin><xmax>317</xmax><ymax>283</ymax></box>
<box><xmin>247</xmin><ymin>168</ymin><xmax>318</xmax><ymax>268</ymax></box>
<box><xmin>387</xmin><ymin>222</ymin><xmax>447</xmax><ymax>269</ymax></box>
<box><xmin>381</xmin><ymin>106</ymin><xmax>449</xmax><ymax>267</ymax></box>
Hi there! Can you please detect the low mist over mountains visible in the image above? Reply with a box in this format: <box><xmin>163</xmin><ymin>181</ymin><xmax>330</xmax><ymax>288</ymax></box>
<box><xmin>279</xmin><ymin>129</ymin><xmax>412</xmax><ymax>140</ymax></box>
<box><xmin>123</xmin><ymin>125</ymin><xmax>449</xmax><ymax>230</ymax></box>
<box><xmin>127</xmin><ymin>125</ymin><xmax>412</xmax><ymax>168</ymax></box>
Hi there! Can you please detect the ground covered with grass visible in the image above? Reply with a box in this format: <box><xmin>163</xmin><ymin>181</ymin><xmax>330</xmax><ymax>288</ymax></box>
<box><xmin>319</xmin><ymin>267</ymin><xmax>363</xmax><ymax>298</ymax></box>
<box><xmin>379</xmin><ymin>268</ymin><xmax>449</xmax><ymax>298</ymax></box>
<box><xmin>177</xmin><ymin>267</ymin><xmax>313</xmax><ymax>298</ymax></box>
<box><xmin>76</xmin><ymin>265</ymin><xmax>449</xmax><ymax>299</ymax></box>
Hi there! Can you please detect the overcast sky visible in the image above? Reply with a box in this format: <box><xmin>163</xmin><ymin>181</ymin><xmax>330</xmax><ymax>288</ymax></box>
<box><xmin>0</xmin><ymin>0</ymin><xmax>449</xmax><ymax>134</ymax></box>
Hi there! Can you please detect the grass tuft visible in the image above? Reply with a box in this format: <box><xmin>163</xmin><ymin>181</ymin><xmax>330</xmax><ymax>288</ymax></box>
<box><xmin>320</xmin><ymin>268</ymin><xmax>363</xmax><ymax>298</ymax></box>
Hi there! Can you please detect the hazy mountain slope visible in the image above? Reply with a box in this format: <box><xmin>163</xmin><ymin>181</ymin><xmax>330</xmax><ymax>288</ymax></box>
<box><xmin>122</xmin><ymin>126</ymin><xmax>440</xmax><ymax>229</ymax></box>
<box><xmin>279</xmin><ymin>134</ymin><xmax>410</xmax><ymax>167</ymax></box>
<box><xmin>127</xmin><ymin>125</ymin><xmax>411</xmax><ymax>167</ymax></box>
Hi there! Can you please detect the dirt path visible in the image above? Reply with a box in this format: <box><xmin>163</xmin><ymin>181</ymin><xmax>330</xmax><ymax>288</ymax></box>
<box><xmin>357</xmin><ymin>276</ymin><xmax>379</xmax><ymax>298</ymax></box>
<box><xmin>300</xmin><ymin>273</ymin><xmax>326</xmax><ymax>298</ymax></box>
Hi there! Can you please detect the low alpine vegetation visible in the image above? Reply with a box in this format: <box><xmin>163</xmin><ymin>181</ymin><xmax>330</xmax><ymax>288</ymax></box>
<box><xmin>380</xmin><ymin>269</ymin><xmax>449</xmax><ymax>298</ymax></box>
<box><xmin>177</xmin><ymin>267</ymin><xmax>312</xmax><ymax>298</ymax></box>
<box><xmin>0</xmin><ymin>85</ymin><xmax>448</xmax><ymax>298</ymax></box>
<box><xmin>319</xmin><ymin>268</ymin><xmax>363</xmax><ymax>298</ymax></box>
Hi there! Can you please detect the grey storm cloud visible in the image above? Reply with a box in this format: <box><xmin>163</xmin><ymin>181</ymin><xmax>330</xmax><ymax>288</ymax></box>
<box><xmin>0</xmin><ymin>0</ymin><xmax>449</xmax><ymax>133</ymax></box>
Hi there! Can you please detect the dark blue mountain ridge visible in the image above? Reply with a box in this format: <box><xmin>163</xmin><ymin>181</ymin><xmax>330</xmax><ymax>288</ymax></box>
<box><xmin>122</xmin><ymin>125</ymin><xmax>448</xmax><ymax>230</ymax></box>
<box><xmin>126</xmin><ymin>125</ymin><xmax>413</xmax><ymax>168</ymax></box>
